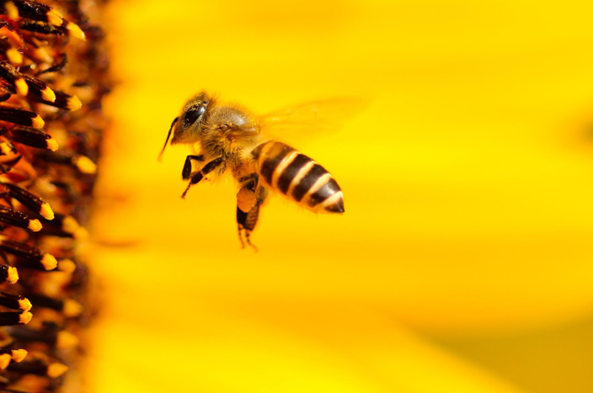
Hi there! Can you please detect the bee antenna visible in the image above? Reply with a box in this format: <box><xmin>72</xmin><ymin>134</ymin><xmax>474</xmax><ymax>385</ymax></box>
<box><xmin>158</xmin><ymin>117</ymin><xmax>179</xmax><ymax>162</ymax></box>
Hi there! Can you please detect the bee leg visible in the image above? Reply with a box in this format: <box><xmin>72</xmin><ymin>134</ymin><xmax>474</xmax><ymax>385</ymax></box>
<box><xmin>181</xmin><ymin>157</ymin><xmax>224</xmax><ymax>199</ymax></box>
<box><xmin>236</xmin><ymin>174</ymin><xmax>258</xmax><ymax>213</ymax></box>
<box><xmin>239</xmin><ymin>173</ymin><xmax>258</xmax><ymax>183</ymax></box>
<box><xmin>236</xmin><ymin>206</ymin><xmax>258</xmax><ymax>252</ymax></box>
<box><xmin>244</xmin><ymin>230</ymin><xmax>257</xmax><ymax>251</ymax></box>
<box><xmin>182</xmin><ymin>155</ymin><xmax>204</xmax><ymax>180</ymax></box>
<box><xmin>236</xmin><ymin>208</ymin><xmax>248</xmax><ymax>248</ymax></box>
<box><xmin>236</xmin><ymin>186</ymin><xmax>269</xmax><ymax>251</ymax></box>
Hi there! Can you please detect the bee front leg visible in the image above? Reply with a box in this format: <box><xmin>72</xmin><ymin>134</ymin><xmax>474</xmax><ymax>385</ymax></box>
<box><xmin>181</xmin><ymin>157</ymin><xmax>224</xmax><ymax>199</ymax></box>
<box><xmin>182</xmin><ymin>154</ymin><xmax>204</xmax><ymax>180</ymax></box>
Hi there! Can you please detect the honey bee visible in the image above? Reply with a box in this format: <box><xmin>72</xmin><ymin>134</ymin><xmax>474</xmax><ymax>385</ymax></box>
<box><xmin>159</xmin><ymin>92</ymin><xmax>347</xmax><ymax>248</ymax></box>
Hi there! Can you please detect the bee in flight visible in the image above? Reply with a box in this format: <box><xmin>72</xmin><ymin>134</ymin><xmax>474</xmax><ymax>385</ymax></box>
<box><xmin>159</xmin><ymin>92</ymin><xmax>346</xmax><ymax>249</ymax></box>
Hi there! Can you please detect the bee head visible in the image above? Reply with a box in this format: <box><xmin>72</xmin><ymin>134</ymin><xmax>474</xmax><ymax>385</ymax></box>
<box><xmin>172</xmin><ymin>92</ymin><xmax>211</xmax><ymax>144</ymax></box>
<box><xmin>159</xmin><ymin>92</ymin><xmax>212</xmax><ymax>161</ymax></box>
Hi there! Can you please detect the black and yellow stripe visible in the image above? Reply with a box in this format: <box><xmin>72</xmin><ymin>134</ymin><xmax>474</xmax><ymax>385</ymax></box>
<box><xmin>253</xmin><ymin>141</ymin><xmax>344</xmax><ymax>213</ymax></box>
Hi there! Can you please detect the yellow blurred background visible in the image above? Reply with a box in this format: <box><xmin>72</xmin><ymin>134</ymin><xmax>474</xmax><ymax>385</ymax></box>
<box><xmin>87</xmin><ymin>0</ymin><xmax>593</xmax><ymax>392</ymax></box>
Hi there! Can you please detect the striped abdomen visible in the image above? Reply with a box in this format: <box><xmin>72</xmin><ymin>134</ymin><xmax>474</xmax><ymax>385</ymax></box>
<box><xmin>252</xmin><ymin>141</ymin><xmax>344</xmax><ymax>213</ymax></box>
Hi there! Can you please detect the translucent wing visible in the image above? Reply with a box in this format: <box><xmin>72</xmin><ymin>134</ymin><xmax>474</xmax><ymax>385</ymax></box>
<box><xmin>258</xmin><ymin>97</ymin><xmax>367</xmax><ymax>141</ymax></box>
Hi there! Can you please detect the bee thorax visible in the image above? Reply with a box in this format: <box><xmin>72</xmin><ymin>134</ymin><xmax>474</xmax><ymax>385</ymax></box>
<box><xmin>209</xmin><ymin>106</ymin><xmax>255</xmax><ymax>130</ymax></box>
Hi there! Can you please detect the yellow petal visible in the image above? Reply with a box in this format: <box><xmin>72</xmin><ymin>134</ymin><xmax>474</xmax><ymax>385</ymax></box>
<box><xmin>97</xmin><ymin>0</ymin><xmax>593</xmax><ymax>392</ymax></box>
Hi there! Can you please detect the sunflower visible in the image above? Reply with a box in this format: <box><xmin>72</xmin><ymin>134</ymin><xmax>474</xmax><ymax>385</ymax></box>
<box><xmin>4</xmin><ymin>0</ymin><xmax>593</xmax><ymax>392</ymax></box>
<box><xmin>0</xmin><ymin>0</ymin><xmax>108</xmax><ymax>392</ymax></box>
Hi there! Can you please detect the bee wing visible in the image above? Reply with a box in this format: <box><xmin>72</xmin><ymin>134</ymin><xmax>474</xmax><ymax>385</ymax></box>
<box><xmin>258</xmin><ymin>97</ymin><xmax>367</xmax><ymax>141</ymax></box>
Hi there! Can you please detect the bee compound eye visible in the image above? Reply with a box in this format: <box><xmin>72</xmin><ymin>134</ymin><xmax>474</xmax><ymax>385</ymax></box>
<box><xmin>183</xmin><ymin>105</ymin><xmax>206</xmax><ymax>126</ymax></box>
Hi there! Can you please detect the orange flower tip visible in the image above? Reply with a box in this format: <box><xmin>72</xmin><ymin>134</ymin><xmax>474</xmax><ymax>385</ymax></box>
<box><xmin>18</xmin><ymin>297</ymin><xmax>32</xmax><ymax>312</ymax></box>
<box><xmin>7</xmin><ymin>267</ymin><xmax>18</xmax><ymax>284</ymax></box>
<box><xmin>47</xmin><ymin>362</ymin><xmax>68</xmax><ymax>378</ymax></box>
<box><xmin>57</xmin><ymin>331</ymin><xmax>79</xmax><ymax>349</ymax></box>
<box><xmin>41</xmin><ymin>254</ymin><xmax>58</xmax><ymax>271</ymax></box>
<box><xmin>67</xmin><ymin>22</ymin><xmax>86</xmax><ymax>41</ymax></box>
<box><xmin>0</xmin><ymin>354</ymin><xmax>11</xmax><ymax>370</ymax></box>
<box><xmin>35</xmin><ymin>47</ymin><xmax>53</xmax><ymax>64</ymax></box>
<box><xmin>63</xmin><ymin>299</ymin><xmax>84</xmax><ymax>318</ymax></box>
<box><xmin>40</xmin><ymin>202</ymin><xmax>54</xmax><ymax>220</ymax></box>
<box><xmin>32</xmin><ymin>115</ymin><xmax>45</xmax><ymax>129</ymax></box>
<box><xmin>5</xmin><ymin>2</ymin><xmax>18</xmax><ymax>19</ymax></box>
<box><xmin>46</xmin><ymin>138</ymin><xmax>58</xmax><ymax>152</ymax></box>
<box><xmin>46</xmin><ymin>9</ymin><xmax>63</xmax><ymax>27</ymax></box>
<box><xmin>15</xmin><ymin>78</ymin><xmax>28</xmax><ymax>97</ymax></box>
<box><xmin>74</xmin><ymin>155</ymin><xmax>97</xmax><ymax>174</ymax></box>
<box><xmin>28</xmin><ymin>219</ymin><xmax>42</xmax><ymax>232</ymax></box>
<box><xmin>19</xmin><ymin>311</ymin><xmax>32</xmax><ymax>325</ymax></box>
<box><xmin>73</xmin><ymin>227</ymin><xmax>88</xmax><ymax>240</ymax></box>
<box><xmin>67</xmin><ymin>95</ymin><xmax>82</xmax><ymax>111</ymax></box>
<box><xmin>41</xmin><ymin>86</ymin><xmax>56</xmax><ymax>103</ymax></box>
<box><xmin>11</xmin><ymin>349</ymin><xmax>27</xmax><ymax>363</ymax></box>
<box><xmin>0</xmin><ymin>142</ymin><xmax>12</xmax><ymax>155</ymax></box>
<box><xmin>62</xmin><ymin>216</ymin><xmax>79</xmax><ymax>234</ymax></box>
<box><xmin>6</xmin><ymin>47</ymin><xmax>22</xmax><ymax>65</ymax></box>
<box><xmin>58</xmin><ymin>259</ymin><xmax>76</xmax><ymax>273</ymax></box>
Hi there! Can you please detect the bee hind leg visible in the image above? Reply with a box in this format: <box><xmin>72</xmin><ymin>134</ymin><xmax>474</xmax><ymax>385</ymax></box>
<box><xmin>236</xmin><ymin>185</ymin><xmax>268</xmax><ymax>251</ymax></box>
<box><xmin>237</xmin><ymin>206</ymin><xmax>258</xmax><ymax>251</ymax></box>
<box><xmin>236</xmin><ymin>174</ymin><xmax>258</xmax><ymax>213</ymax></box>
